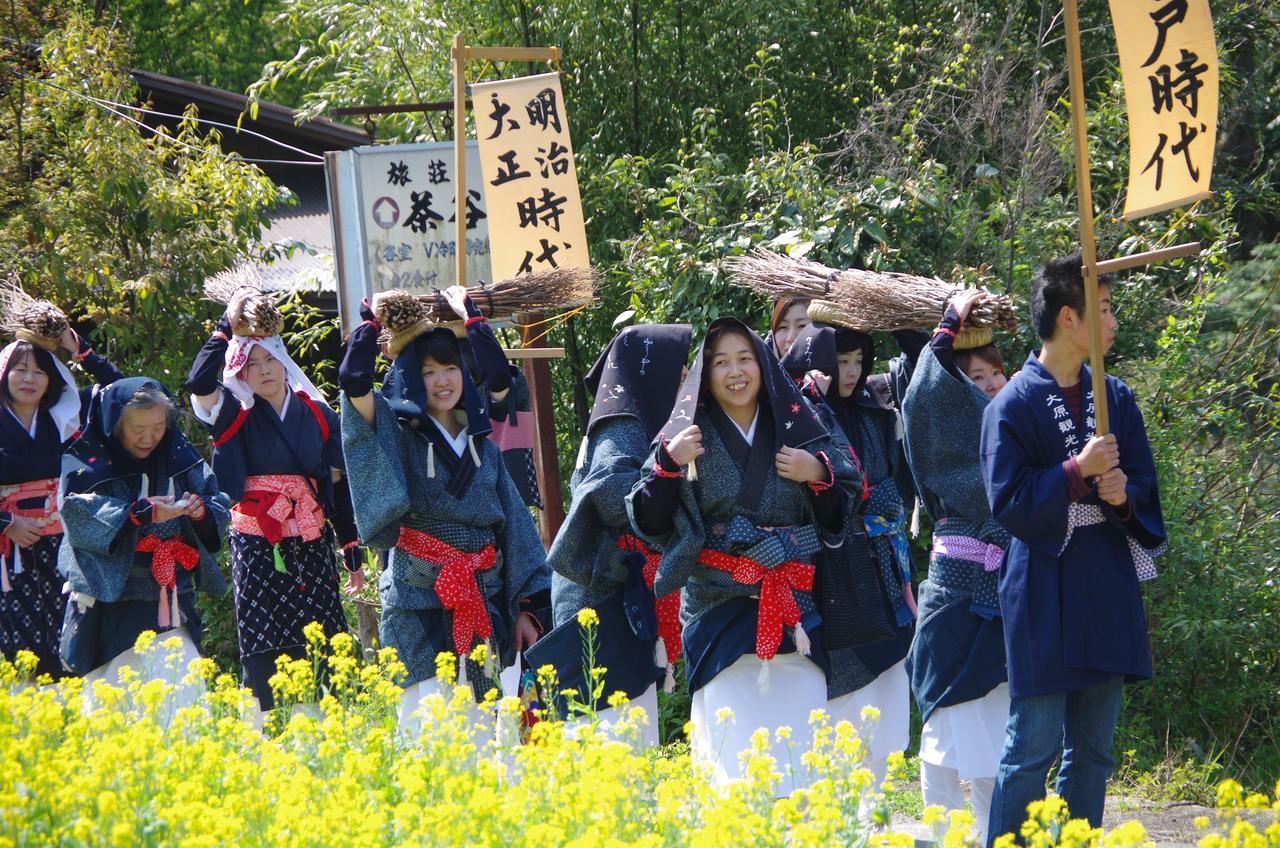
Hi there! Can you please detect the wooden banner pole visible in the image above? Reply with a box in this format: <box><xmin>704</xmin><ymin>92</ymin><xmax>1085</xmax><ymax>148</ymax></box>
<box><xmin>452</xmin><ymin>37</ymin><xmax>568</xmax><ymax>541</ymax></box>
<box><xmin>453</xmin><ymin>32</ymin><xmax>468</xmax><ymax>289</ymax></box>
<box><xmin>1063</xmin><ymin>0</ymin><xmax>1110</xmax><ymax>435</ymax></box>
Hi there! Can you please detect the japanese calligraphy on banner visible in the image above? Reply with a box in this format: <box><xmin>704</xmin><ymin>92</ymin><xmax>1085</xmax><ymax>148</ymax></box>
<box><xmin>1109</xmin><ymin>0</ymin><xmax>1218</xmax><ymax>220</ymax></box>
<box><xmin>471</xmin><ymin>72</ymin><xmax>590</xmax><ymax>280</ymax></box>
<box><xmin>326</xmin><ymin>140</ymin><xmax>490</xmax><ymax>330</ymax></box>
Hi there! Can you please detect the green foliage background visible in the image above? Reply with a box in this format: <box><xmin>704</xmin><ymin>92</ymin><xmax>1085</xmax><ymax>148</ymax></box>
<box><xmin>0</xmin><ymin>0</ymin><xmax>1277</xmax><ymax>791</ymax></box>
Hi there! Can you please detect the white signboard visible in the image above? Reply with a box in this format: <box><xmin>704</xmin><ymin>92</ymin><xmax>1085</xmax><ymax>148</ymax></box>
<box><xmin>327</xmin><ymin>140</ymin><xmax>491</xmax><ymax>332</ymax></box>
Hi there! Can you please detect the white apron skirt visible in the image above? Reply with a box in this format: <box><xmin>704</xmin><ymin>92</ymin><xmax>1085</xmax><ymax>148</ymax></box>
<box><xmin>826</xmin><ymin>657</ymin><xmax>910</xmax><ymax>786</ymax></box>
<box><xmin>564</xmin><ymin>682</ymin><xmax>661</xmax><ymax>748</ymax></box>
<box><xmin>918</xmin><ymin>682</ymin><xmax>1010</xmax><ymax>779</ymax></box>
<box><xmin>81</xmin><ymin>628</ymin><xmax>204</xmax><ymax>722</ymax></box>
<box><xmin>689</xmin><ymin>652</ymin><xmax>827</xmax><ymax>795</ymax></box>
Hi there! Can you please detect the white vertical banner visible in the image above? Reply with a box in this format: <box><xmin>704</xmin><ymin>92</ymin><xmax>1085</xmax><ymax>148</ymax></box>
<box><xmin>471</xmin><ymin>72</ymin><xmax>590</xmax><ymax>280</ymax></box>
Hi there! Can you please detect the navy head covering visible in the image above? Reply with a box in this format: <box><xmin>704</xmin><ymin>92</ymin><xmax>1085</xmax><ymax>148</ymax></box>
<box><xmin>379</xmin><ymin>327</ymin><xmax>492</xmax><ymax>498</ymax></box>
<box><xmin>781</xmin><ymin>323</ymin><xmax>877</xmax><ymax>403</ymax></box>
<box><xmin>65</xmin><ymin>376</ymin><xmax>203</xmax><ymax>495</ymax></box>
<box><xmin>658</xmin><ymin>317</ymin><xmax>827</xmax><ymax>450</ymax></box>
<box><xmin>584</xmin><ymin>324</ymin><xmax>693</xmax><ymax>442</ymax></box>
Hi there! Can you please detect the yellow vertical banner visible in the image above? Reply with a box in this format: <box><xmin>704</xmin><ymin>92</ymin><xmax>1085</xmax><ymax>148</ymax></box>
<box><xmin>1109</xmin><ymin>0</ymin><xmax>1218</xmax><ymax>220</ymax></box>
<box><xmin>472</xmin><ymin>72</ymin><xmax>591</xmax><ymax>280</ymax></box>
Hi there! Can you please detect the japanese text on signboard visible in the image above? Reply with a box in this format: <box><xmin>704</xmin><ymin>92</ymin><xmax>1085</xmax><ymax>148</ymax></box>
<box><xmin>472</xmin><ymin>72</ymin><xmax>590</xmax><ymax>280</ymax></box>
<box><xmin>357</xmin><ymin>140</ymin><xmax>492</xmax><ymax>293</ymax></box>
<box><xmin>1109</xmin><ymin>0</ymin><xmax>1218</xmax><ymax>219</ymax></box>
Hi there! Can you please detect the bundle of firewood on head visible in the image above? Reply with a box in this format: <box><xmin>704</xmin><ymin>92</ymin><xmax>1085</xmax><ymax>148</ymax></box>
<box><xmin>203</xmin><ymin>262</ymin><xmax>285</xmax><ymax>338</ymax></box>
<box><xmin>724</xmin><ymin>248</ymin><xmax>1019</xmax><ymax>332</ymax></box>
<box><xmin>416</xmin><ymin>265</ymin><xmax>597</xmax><ymax>323</ymax></box>
<box><xmin>0</xmin><ymin>277</ymin><xmax>71</xmax><ymax>353</ymax></box>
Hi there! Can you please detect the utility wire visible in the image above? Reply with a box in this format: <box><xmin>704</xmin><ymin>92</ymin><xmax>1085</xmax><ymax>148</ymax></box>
<box><xmin>4</xmin><ymin>65</ymin><xmax>326</xmax><ymax>167</ymax></box>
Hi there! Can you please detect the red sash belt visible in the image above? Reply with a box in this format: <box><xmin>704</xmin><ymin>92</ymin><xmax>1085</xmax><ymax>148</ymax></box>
<box><xmin>231</xmin><ymin>474</ymin><xmax>324</xmax><ymax>544</ymax></box>
<box><xmin>696</xmin><ymin>548</ymin><xmax>813</xmax><ymax>661</ymax></box>
<box><xmin>396</xmin><ymin>527</ymin><xmax>496</xmax><ymax>657</ymax></box>
<box><xmin>136</xmin><ymin>535</ymin><xmax>199</xmax><ymax>629</ymax></box>
<box><xmin>0</xmin><ymin>478</ymin><xmax>63</xmax><ymax>592</ymax></box>
<box><xmin>618</xmin><ymin>534</ymin><xmax>682</xmax><ymax>662</ymax></box>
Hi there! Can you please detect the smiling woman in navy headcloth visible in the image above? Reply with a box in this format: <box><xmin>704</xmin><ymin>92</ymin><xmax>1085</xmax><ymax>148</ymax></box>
<box><xmin>338</xmin><ymin>287</ymin><xmax>549</xmax><ymax>733</ymax></box>
<box><xmin>0</xmin><ymin>288</ymin><xmax>124</xmax><ymax>679</ymax></box>
<box><xmin>626</xmin><ymin>317</ymin><xmax>857</xmax><ymax>793</ymax></box>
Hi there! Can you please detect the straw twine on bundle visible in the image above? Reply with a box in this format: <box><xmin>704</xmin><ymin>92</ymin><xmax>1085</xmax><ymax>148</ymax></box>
<box><xmin>954</xmin><ymin>326</ymin><xmax>994</xmax><ymax>350</ymax></box>
<box><xmin>725</xmin><ymin>248</ymin><xmax>1019</xmax><ymax>331</ymax></box>
<box><xmin>373</xmin><ymin>290</ymin><xmax>434</xmax><ymax>358</ymax></box>
<box><xmin>203</xmin><ymin>262</ymin><xmax>285</xmax><ymax>338</ymax></box>
<box><xmin>0</xmin><ymin>278</ymin><xmax>70</xmax><ymax>352</ymax></box>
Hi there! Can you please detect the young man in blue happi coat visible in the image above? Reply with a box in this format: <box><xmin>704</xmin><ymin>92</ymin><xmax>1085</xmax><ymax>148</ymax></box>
<box><xmin>980</xmin><ymin>256</ymin><xmax>1166</xmax><ymax>844</ymax></box>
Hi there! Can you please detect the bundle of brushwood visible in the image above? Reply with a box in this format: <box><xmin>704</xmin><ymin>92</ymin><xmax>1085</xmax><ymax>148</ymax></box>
<box><xmin>0</xmin><ymin>277</ymin><xmax>71</xmax><ymax>351</ymax></box>
<box><xmin>416</xmin><ymin>266</ymin><xmax>597</xmax><ymax>322</ymax></box>
<box><xmin>725</xmin><ymin>248</ymin><xmax>1017</xmax><ymax>331</ymax></box>
<box><xmin>203</xmin><ymin>263</ymin><xmax>284</xmax><ymax>337</ymax></box>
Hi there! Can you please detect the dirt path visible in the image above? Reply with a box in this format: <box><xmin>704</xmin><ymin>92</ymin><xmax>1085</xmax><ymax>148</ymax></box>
<box><xmin>890</xmin><ymin>789</ymin><xmax>1233</xmax><ymax>847</ymax></box>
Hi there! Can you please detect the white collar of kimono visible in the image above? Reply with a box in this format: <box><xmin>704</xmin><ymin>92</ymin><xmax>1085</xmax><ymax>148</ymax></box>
<box><xmin>429</xmin><ymin>412</ymin><xmax>469</xmax><ymax>457</ymax></box>
<box><xmin>0</xmin><ymin>340</ymin><xmax>79</xmax><ymax>442</ymax></box>
<box><xmin>222</xmin><ymin>334</ymin><xmax>326</xmax><ymax>410</ymax></box>
<box><xmin>732</xmin><ymin>407</ymin><xmax>760</xmax><ymax>446</ymax></box>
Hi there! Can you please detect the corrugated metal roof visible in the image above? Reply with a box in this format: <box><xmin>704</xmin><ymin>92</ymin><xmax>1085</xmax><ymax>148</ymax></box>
<box><xmin>257</xmin><ymin>198</ymin><xmax>337</xmax><ymax>294</ymax></box>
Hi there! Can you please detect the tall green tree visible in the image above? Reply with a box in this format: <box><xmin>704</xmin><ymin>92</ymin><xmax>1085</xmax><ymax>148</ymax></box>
<box><xmin>0</xmin><ymin>11</ymin><xmax>283</xmax><ymax>380</ymax></box>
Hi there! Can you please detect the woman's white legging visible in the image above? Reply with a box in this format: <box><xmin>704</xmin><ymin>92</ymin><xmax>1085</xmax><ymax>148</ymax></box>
<box><xmin>920</xmin><ymin>759</ymin><xmax>995</xmax><ymax>845</ymax></box>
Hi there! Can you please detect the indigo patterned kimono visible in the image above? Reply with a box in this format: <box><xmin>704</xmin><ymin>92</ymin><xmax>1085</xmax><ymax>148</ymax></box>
<box><xmin>533</xmin><ymin>324</ymin><xmax>692</xmax><ymax>710</ymax></box>
<box><xmin>186</xmin><ymin>334</ymin><xmax>359</xmax><ymax>709</ymax></box>
<box><xmin>58</xmin><ymin>377</ymin><xmax>229</xmax><ymax>675</ymax></box>
<box><xmin>980</xmin><ymin>353</ymin><xmax>1165</xmax><ymax>698</ymax></box>
<box><xmin>341</xmin><ymin>326</ymin><xmax>549</xmax><ymax>693</ymax></box>
<box><xmin>627</xmin><ymin>318</ymin><xmax>856</xmax><ymax>694</ymax></box>
<box><xmin>901</xmin><ymin>317</ymin><xmax>1009</xmax><ymax>723</ymax></box>
<box><xmin>784</xmin><ymin>324</ymin><xmax>917</xmax><ymax>695</ymax></box>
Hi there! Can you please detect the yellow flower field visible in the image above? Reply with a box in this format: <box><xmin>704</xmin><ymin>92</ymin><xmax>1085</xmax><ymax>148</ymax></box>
<box><xmin>1</xmin><ymin>630</ymin><xmax>1276</xmax><ymax>848</ymax></box>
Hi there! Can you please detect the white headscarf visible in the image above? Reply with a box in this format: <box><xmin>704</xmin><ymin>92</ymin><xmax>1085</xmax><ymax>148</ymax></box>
<box><xmin>221</xmin><ymin>334</ymin><xmax>327</xmax><ymax>409</ymax></box>
<box><xmin>0</xmin><ymin>340</ymin><xmax>80</xmax><ymax>441</ymax></box>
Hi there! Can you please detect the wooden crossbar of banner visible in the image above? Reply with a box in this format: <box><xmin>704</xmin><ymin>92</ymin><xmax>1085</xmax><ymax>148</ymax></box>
<box><xmin>501</xmin><ymin>347</ymin><xmax>565</xmax><ymax>360</ymax></box>
<box><xmin>1095</xmin><ymin>242</ymin><xmax>1202</xmax><ymax>276</ymax></box>
<box><xmin>466</xmin><ymin>46</ymin><xmax>560</xmax><ymax>63</ymax></box>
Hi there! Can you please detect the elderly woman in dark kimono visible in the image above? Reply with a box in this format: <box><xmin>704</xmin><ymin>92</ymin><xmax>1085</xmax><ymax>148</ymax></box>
<box><xmin>900</xmin><ymin>291</ymin><xmax>1012</xmax><ymax>844</ymax></box>
<box><xmin>0</xmin><ymin>302</ymin><xmax>123</xmax><ymax>679</ymax></box>
<box><xmin>627</xmin><ymin>317</ymin><xmax>856</xmax><ymax>792</ymax></box>
<box><xmin>781</xmin><ymin>322</ymin><xmax>917</xmax><ymax>794</ymax></box>
<box><xmin>186</xmin><ymin>279</ymin><xmax>361</xmax><ymax>712</ymax></box>
<box><xmin>531</xmin><ymin>324</ymin><xmax>691</xmax><ymax>745</ymax></box>
<box><xmin>338</xmin><ymin>289</ymin><xmax>548</xmax><ymax>734</ymax></box>
<box><xmin>58</xmin><ymin>377</ymin><xmax>229</xmax><ymax>697</ymax></box>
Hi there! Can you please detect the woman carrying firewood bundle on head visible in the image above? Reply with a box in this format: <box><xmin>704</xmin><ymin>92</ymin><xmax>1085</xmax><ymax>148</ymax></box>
<box><xmin>779</xmin><ymin>317</ymin><xmax>918</xmax><ymax>801</ymax></box>
<box><xmin>626</xmin><ymin>317</ymin><xmax>857</xmax><ymax>793</ymax></box>
<box><xmin>900</xmin><ymin>290</ymin><xmax>1012</xmax><ymax>845</ymax></box>
<box><xmin>530</xmin><ymin>322</ymin><xmax>692</xmax><ymax>746</ymax></box>
<box><xmin>338</xmin><ymin>287</ymin><xmax>548</xmax><ymax>735</ymax></box>
<box><xmin>0</xmin><ymin>287</ymin><xmax>124</xmax><ymax>679</ymax></box>
<box><xmin>185</xmin><ymin>267</ymin><xmax>362</xmax><ymax>713</ymax></box>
